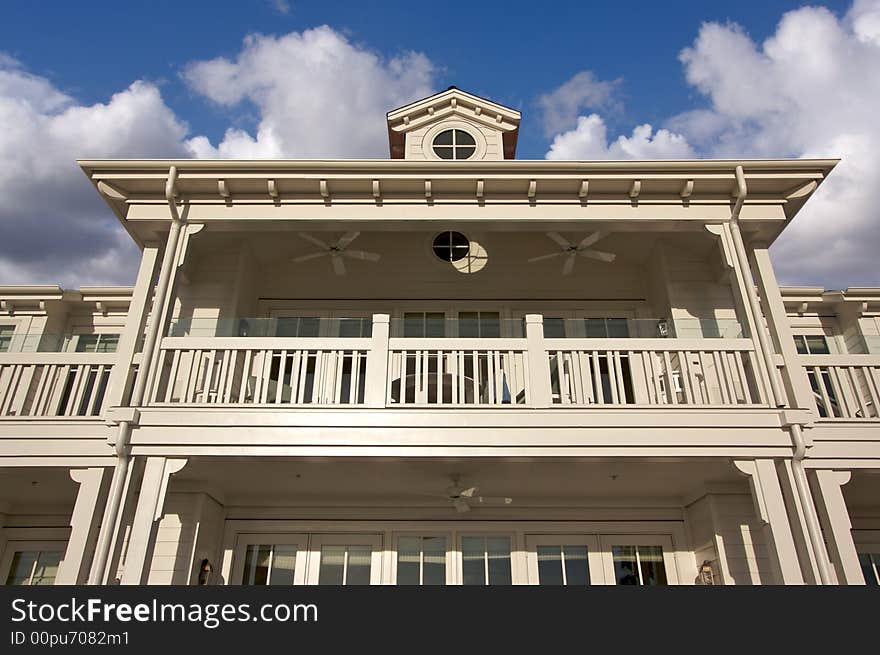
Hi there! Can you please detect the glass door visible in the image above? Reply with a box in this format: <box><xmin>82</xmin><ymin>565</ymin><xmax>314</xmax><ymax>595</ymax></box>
<box><xmin>305</xmin><ymin>534</ymin><xmax>383</xmax><ymax>585</ymax></box>
<box><xmin>232</xmin><ymin>534</ymin><xmax>309</xmax><ymax>586</ymax></box>
<box><xmin>599</xmin><ymin>535</ymin><xmax>678</xmax><ymax>585</ymax></box>
<box><xmin>525</xmin><ymin>535</ymin><xmax>603</xmax><ymax>585</ymax></box>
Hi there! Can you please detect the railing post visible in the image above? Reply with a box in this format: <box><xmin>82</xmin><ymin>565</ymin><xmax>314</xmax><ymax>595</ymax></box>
<box><xmin>365</xmin><ymin>314</ymin><xmax>390</xmax><ymax>407</ymax></box>
<box><xmin>525</xmin><ymin>314</ymin><xmax>552</xmax><ymax>408</ymax></box>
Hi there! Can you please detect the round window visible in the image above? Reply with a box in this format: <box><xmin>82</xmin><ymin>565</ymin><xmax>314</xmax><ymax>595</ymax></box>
<box><xmin>432</xmin><ymin>231</ymin><xmax>470</xmax><ymax>262</ymax></box>
<box><xmin>432</xmin><ymin>129</ymin><xmax>477</xmax><ymax>160</ymax></box>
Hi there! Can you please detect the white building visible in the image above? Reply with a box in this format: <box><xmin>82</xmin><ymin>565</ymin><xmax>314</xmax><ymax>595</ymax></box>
<box><xmin>0</xmin><ymin>88</ymin><xmax>878</xmax><ymax>586</ymax></box>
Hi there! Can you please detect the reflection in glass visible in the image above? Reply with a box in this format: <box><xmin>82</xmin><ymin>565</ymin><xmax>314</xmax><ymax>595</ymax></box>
<box><xmin>462</xmin><ymin>536</ymin><xmax>512</xmax><ymax>585</ymax></box>
<box><xmin>612</xmin><ymin>545</ymin><xmax>668</xmax><ymax>585</ymax></box>
<box><xmin>318</xmin><ymin>545</ymin><xmax>371</xmax><ymax>585</ymax></box>
<box><xmin>397</xmin><ymin>536</ymin><xmax>446</xmax><ymax>585</ymax></box>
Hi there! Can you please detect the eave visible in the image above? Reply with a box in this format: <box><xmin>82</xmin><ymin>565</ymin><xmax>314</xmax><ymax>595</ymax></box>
<box><xmin>79</xmin><ymin>157</ymin><xmax>838</xmax><ymax>245</ymax></box>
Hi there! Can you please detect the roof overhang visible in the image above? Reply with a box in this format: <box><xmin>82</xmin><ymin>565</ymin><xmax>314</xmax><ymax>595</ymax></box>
<box><xmin>79</xmin><ymin>158</ymin><xmax>838</xmax><ymax>246</ymax></box>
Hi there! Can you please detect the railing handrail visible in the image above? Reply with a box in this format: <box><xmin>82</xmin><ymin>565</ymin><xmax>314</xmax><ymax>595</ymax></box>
<box><xmin>388</xmin><ymin>337</ymin><xmax>528</xmax><ymax>350</ymax></box>
<box><xmin>797</xmin><ymin>354</ymin><xmax>880</xmax><ymax>366</ymax></box>
<box><xmin>0</xmin><ymin>352</ymin><xmax>118</xmax><ymax>365</ymax></box>
<box><xmin>543</xmin><ymin>337</ymin><xmax>755</xmax><ymax>352</ymax></box>
<box><xmin>159</xmin><ymin>336</ymin><xmax>372</xmax><ymax>350</ymax></box>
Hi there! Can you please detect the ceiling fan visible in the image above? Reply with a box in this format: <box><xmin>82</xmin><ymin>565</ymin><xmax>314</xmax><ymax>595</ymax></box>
<box><xmin>292</xmin><ymin>232</ymin><xmax>381</xmax><ymax>276</ymax></box>
<box><xmin>527</xmin><ymin>232</ymin><xmax>616</xmax><ymax>276</ymax></box>
<box><xmin>424</xmin><ymin>475</ymin><xmax>513</xmax><ymax>513</ymax></box>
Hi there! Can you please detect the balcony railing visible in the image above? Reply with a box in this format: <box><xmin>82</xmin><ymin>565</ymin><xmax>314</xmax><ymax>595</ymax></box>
<box><xmin>0</xmin><ymin>353</ymin><xmax>115</xmax><ymax>418</ymax></box>
<box><xmin>799</xmin><ymin>354</ymin><xmax>880</xmax><ymax>420</ymax></box>
<box><xmin>142</xmin><ymin>315</ymin><xmax>769</xmax><ymax>410</ymax></box>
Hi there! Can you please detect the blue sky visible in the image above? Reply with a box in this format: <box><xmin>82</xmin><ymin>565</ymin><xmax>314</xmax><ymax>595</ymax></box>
<box><xmin>0</xmin><ymin>0</ymin><xmax>877</xmax><ymax>288</ymax></box>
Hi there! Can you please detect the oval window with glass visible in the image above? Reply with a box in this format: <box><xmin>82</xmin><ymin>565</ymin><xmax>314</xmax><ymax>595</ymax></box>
<box><xmin>432</xmin><ymin>129</ymin><xmax>477</xmax><ymax>160</ymax></box>
<box><xmin>432</xmin><ymin>231</ymin><xmax>470</xmax><ymax>262</ymax></box>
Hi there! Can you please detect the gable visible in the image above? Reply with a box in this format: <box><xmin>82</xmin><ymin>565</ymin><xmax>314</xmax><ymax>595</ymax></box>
<box><xmin>387</xmin><ymin>87</ymin><xmax>520</xmax><ymax>160</ymax></box>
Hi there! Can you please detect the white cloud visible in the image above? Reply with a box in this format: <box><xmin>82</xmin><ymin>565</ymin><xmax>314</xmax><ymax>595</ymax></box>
<box><xmin>545</xmin><ymin>114</ymin><xmax>695</xmax><ymax>160</ymax></box>
<box><xmin>182</xmin><ymin>26</ymin><xmax>435</xmax><ymax>158</ymax></box>
<box><xmin>537</xmin><ymin>70</ymin><xmax>620</xmax><ymax>136</ymax></box>
<box><xmin>0</xmin><ymin>57</ymin><xmax>190</xmax><ymax>287</ymax></box>
<box><xmin>672</xmin><ymin>1</ymin><xmax>880</xmax><ymax>287</ymax></box>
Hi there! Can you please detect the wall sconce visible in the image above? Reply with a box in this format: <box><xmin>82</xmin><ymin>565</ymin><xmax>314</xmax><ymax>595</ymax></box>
<box><xmin>197</xmin><ymin>559</ymin><xmax>213</xmax><ymax>586</ymax></box>
<box><xmin>697</xmin><ymin>560</ymin><xmax>717</xmax><ymax>585</ymax></box>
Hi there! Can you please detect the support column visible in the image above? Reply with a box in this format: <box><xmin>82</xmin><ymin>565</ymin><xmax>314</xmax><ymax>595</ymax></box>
<box><xmin>811</xmin><ymin>470</ymin><xmax>864</xmax><ymax>585</ymax></box>
<box><xmin>525</xmin><ymin>315</ymin><xmax>552</xmax><ymax>407</ymax></box>
<box><xmin>56</xmin><ymin>468</ymin><xmax>109</xmax><ymax>585</ymax></box>
<box><xmin>735</xmin><ymin>459</ymin><xmax>805</xmax><ymax>584</ymax></box>
<box><xmin>364</xmin><ymin>314</ymin><xmax>390</xmax><ymax>407</ymax></box>
<box><xmin>119</xmin><ymin>457</ymin><xmax>187</xmax><ymax>585</ymax></box>
<box><xmin>750</xmin><ymin>245</ymin><xmax>816</xmax><ymax>412</ymax></box>
<box><xmin>101</xmin><ymin>245</ymin><xmax>160</xmax><ymax>412</ymax></box>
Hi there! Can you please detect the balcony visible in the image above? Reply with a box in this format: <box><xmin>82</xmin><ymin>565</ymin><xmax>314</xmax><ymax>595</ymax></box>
<box><xmin>799</xmin><ymin>353</ymin><xmax>880</xmax><ymax>420</ymax></box>
<box><xmin>146</xmin><ymin>315</ymin><xmax>766</xmax><ymax>410</ymax></box>
<box><xmin>0</xmin><ymin>333</ymin><xmax>118</xmax><ymax>418</ymax></box>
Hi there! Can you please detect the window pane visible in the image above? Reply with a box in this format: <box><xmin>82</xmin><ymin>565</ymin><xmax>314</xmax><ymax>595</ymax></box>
<box><xmin>455</xmin><ymin>146</ymin><xmax>476</xmax><ymax>160</ymax></box>
<box><xmin>481</xmin><ymin>313</ymin><xmax>501</xmax><ymax>338</ymax></box>
<box><xmin>638</xmin><ymin>546</ymin><xmax>668</xmax><ymax>585</ymax></box>
<box><xmin>434</xmin><ymin>146</ymin><xmax>454</xmax><ymax>160</ymax></box>
<box><xmin>338</xmin><ymin>318</ymin><xmax>370</xmax><ymax>338</ymax></box>
<box><xmin>345</xmin><ymin>546</ymin><xmax>372</xmax><ymax>586</ymax></box>
<box><xmin>318</xmin><ymin>546</ymin><xmax>345</xmax><ymax>585</ymax></box>
<box><xmin>563</xmin><ymin>546</ymin><xmax>590</xmax><ymax>586</ymax></box>
<box><xmin>794</xmin><ymin>335</ymin><xmax>808</xmax><ymax>354</ymax></box>
<box><xmin>455</xmin><ymin>130</ymin><xmax>476</xmax><ymax>146</ymax></box>
<box><xmin>423</xmin><ymin>537</ymin><xmax>446</xmax><ymax>586</ymax></box>
<box><xmin>434</xmin><ymin>130</ymin><xmax>453</xmax><ymax>145</ymax></box>
<box><xmin>805</xmin><ymin>335</ymin><xmax>830</xmax><ymax>354</ymax></box>
<box><xmin>859</xmin><ymin>553</ymin><xmax>879</xmax><ymax>586</ymax></box>
<box><xmin>242</xmin><ymin>544</ymin><xmax>271</xmax><ymax>585</ymax></box>
<box><xmin>5</xmin><ymin>551</ymin><xmax>37</xmax><ymax>585</ymax></box>
<box><xmin>461</xmin><ymin>537</ymin><xmax>485</xmax><ymax>585</ymax></box>
<box><xmin>487</xmin><ymin>537</ymin><xmax>512</xmax><ymax>585</ymax></box>
<box><xmin>403</xmin><ymin>313</ymin><xmax>424</xmax><ymax>338</ymax></box>
<box><xmin>425</xmin><ymin>313</ymin><xmax>446</xmax><ymax>338</ymax></box>
<box><xmin>585</xmin><ymin>319</ymin><xmax>607</xmax><ymax>338</ymax></box>
<box><xmin>606</xmin><ymin>319</ymin><xmax>630</xmax><ymax>338</ymax></box>
<box><xmin>612</xmin><ymin>546</ymin><xmax>640</xmax><ymax>585</ymax></box>
<box><xmin>543</xmin><ymin>318</ymin><xmax>565</xmax><ymax>339</ymax></box>
<box><xmin>537</xmin><ymin>546</ymin><xmax>564</xmax><ymax>585</ymax></box>
<box><xmin>76</xmin><ymin>335</ymin><xmax>100</xmax><ymax>352</ymax></box>
<box><xmin>459</xmin><ymin>312</ymin><xmax>480</xmax><ymax>338</ymax></box>
<box><xmin>397</xmin><ymin>537</ymin><xmax>421</xmax><ymax>586</ymax></box>
<box><xmin>31</xmin><ymin>552</ymin><xmax>61</xmax><ymax>585</ymax></box>
<box><xmin>268</xmin><ymin>545</ymin><xmax>297</xmax><ymax>586</ymax></box>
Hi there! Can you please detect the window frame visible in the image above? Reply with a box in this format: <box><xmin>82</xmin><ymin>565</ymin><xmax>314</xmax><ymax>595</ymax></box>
<box><xmin>599</xmin><ymin>534</ymin><xmax>678</xmax><ymax>585</ymax></box>
<box><xmin>1</xmin><ymin>542</ymin><xmax>66</xmax><ymax>586</ymax></box>
<box><xmin>524</xmin><ymin>534</ymin><xmax>604</xmax><ymax>585</ymax></box>
<box><xmin>304</xmin><ymin>534</ymin><xmax>384</xmax><ymax>586</ymax></box>
<box><xmin>231</xmin><ymin>533</ymin><xmax>309</xmax><ymax>586</ymax></box>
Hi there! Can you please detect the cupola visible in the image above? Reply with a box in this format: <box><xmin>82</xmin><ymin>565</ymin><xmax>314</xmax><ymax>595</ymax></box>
<box><xmin>386</xmin><ymin>86</ymin><xmax>521</xmax><ymax>160</ymax></box>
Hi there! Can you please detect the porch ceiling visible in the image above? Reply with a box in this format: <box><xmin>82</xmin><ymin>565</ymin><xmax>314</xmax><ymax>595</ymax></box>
<box><xmin>170</xmin><ymin>457</ymin><xmax>745</xmax><ymax>507</ymax></box>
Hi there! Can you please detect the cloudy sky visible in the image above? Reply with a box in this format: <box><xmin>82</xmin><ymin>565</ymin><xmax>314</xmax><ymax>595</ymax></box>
<box><xmin>0</xmin><ymin>0</ymin><xmax>877</xmax><ymax>289</ymax></box>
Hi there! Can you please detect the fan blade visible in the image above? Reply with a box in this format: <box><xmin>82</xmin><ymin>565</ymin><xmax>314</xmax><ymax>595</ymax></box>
<box><xmin>578</xmin><ymin>249</ymin><xmax>616</xmax><ymax>263</ymax></box>
<box><xmin>298</xmin><ymin>233</ymin><xmax>330</xmax><ymax>249</ymax></box>
<box><xmin>475</xmin><ymin>496</ymin><xmax>513</xmax><ymax>505</ymax></box>
<box><xmin>562</xmin><ymin>252</ymin><xmax>576</xmax><ymax>276</ymax></box>
<box><xmin>452</xmin><ymin>499</ymin><xmax>471</xmax><ymax>513</ymax></box>
<box><xmin>341</xmin><ymin>249</ymin><xmax>381</xmax><ymax>262</ymax></box>
<box><xmin>292</xmin><ymin>251</ymin><xmax>329</xmax><ymax>263</ymax></box>
<box><xmin>546</xmin><ymin>231</ymin><xmax>572</xmax><ymax>249</ymax></box>
<box><xmin>577</xmin><ymin>231</ymin><xmax>606</xmax><ymax>249</ymax></box>
<box><xmin>458</xmin><ymin>487</ymin><xmax>479</xmax><ymax>498</ymax></box>
<box><xmin>527</xmin><ymin>252</ymin><xmax>564</xmax><ymax>263</ymax></box>
<box><xmin>331</xmin><ymin>254</ymin><xmax>346</xmax><ymax>276</ymax></box>
<box><xmin>335</xmin><ymin>231</ymin><xmax>361</xmax><ymax>249</ymax></box>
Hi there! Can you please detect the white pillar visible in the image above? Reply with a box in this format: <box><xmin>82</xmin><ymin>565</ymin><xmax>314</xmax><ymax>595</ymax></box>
<box><xmin>735</xmin><ymin>459</ymin><xmax>805</xmax><ymax>584</ymax></box>
<box><xmin>55</xmin><ymin>468</ymin><xmax>108</xmax><ymax>585</ymax></box>
<box><xmin>750</xmin><ymin>245</ymin><xmax>816</xmax><ymax>412</ymax></box>
<box><xmin>101</xmin><ymin>245</ymin><xmax>160</xmax><ymax>412</ymax></box>
<box><xmin>811</xmin><ymin>469</ymin><xmax>864</xmax><ymax>585</ymax></box>
<box><xmin>364</xmin><ymin>314</ymin><xmax>390</xmax><ymax>407</ymax></box>
<box><xmin>525</xmin><ymin>314</ymin><xmax>552</xmax><ymax>407</ymax></box>
<box><xmin>119</xmin><ymin>457</ymin><xmax>187</xmax><ymax>585</ymax></box>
